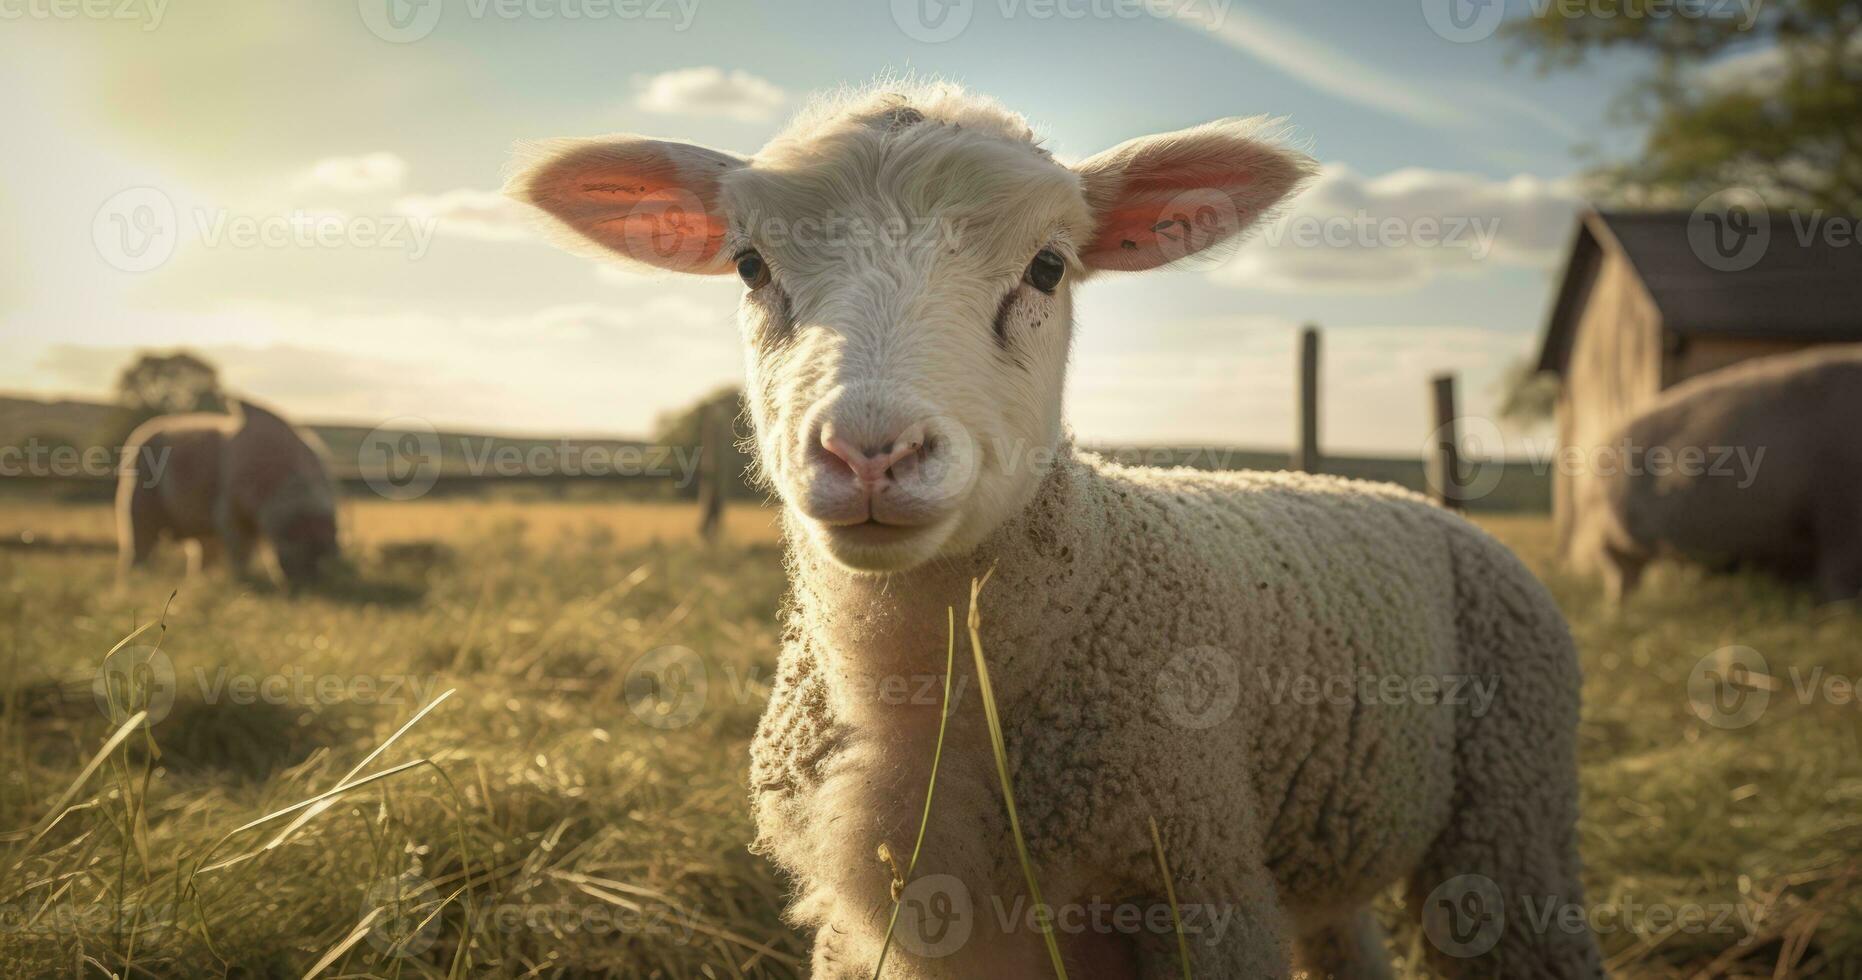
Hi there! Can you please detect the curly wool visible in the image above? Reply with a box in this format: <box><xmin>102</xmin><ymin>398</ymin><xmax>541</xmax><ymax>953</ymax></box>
<box><xmin>750</xmin><ymin>446</ymin><xmax>1603</xmax><ymax>978</ymax></box>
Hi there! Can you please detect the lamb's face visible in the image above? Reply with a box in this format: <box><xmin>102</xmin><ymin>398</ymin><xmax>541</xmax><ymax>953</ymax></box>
<box><xmin>723</xmin><ymin>124</ymin><xmax>1091</xmax><ymax>571</ymax></box>
<box><xmin>510</xmin><ymin>86</ymin><xmax>1315</xmax><ymax>573</ymax></box>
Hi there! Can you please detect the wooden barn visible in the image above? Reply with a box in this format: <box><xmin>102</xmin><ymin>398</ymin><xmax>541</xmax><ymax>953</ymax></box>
<box><xmin>1534</xmin><ymin>209</ymin><xmax>1862</xmax><ymax>556</ymax></box>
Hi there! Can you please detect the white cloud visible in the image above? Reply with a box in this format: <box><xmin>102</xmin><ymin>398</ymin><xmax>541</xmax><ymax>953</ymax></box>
<box><xmin>25</xmin><ymin>294</ymin><xmax>740</xmax><ymax>435</ymax></box>
<box><xmin>631</xmin><ymin>67</ymin><xmax>787</xmax><ymax>123</ymax></box>
<box><xmin>395</xmin><ymin>188</ymin><xmax>533</xmax><ymax>242</ymax></box>
<box><xmin>291</xmin><ymin>152</ymin><xmax>408</xmax><ymax>195</ymax></box>
<box><xmin>1159</xmin><ymin>8</ymin><xmax>1585</xmax><ymax>140</ymax></box>
<box><xmin>1214</xmin><ymin>164</ymin><xmax>1582</xmax><ymax>292</ymax></box>
<box><xmin>1164</xmin><ymin>8</ymin><xmax>1466</xmax><ymax>128</ymax></box>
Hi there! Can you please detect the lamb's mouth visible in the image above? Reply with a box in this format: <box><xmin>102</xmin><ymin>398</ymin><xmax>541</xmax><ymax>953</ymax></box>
<box><xmin>820</xmin><ymin>518</ymin><xmax>931</xmax><ymax>544</ymax></box>
<box><xmin>808</xmin><ymin>511</ymin><xmax>958</xmax><ymax>572</ymax></box>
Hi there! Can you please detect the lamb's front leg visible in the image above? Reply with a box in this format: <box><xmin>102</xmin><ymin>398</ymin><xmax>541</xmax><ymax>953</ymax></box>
<box><xmin>1129</xmin><ymin>858</ymin><xmax>1294</xmax><ymax>980</ymax></box>
<box><xmin>808</xmin><ymin>880</ymin><xmax>1058</xmax><ymax>980</ymax></box>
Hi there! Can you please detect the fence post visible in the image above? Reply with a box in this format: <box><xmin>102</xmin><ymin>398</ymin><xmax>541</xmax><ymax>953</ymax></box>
<box><xmin>697</xmin><ymin>403</ymin><xmax>724</xmax><ymax>541</ymax></box>
<box><xmin>1428</xmin><ymin>373</ymin><xmax>1463</xmax><ymax>510</ymax></box>
<box><xmin>1293</xmin><ymin>325</ymin><xmax>1321</xmax><ymax>473</ymax></box>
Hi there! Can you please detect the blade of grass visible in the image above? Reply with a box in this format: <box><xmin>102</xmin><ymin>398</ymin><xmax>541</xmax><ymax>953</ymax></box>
<box><xmin>1148</xmin><ymin>815</ymin><xmax>1192</xmax><ymax>980</ymax></box>
<box><xmin>261</xmin><ymin>688</ymin><xmax>457</xmax><ymax>852</ymax></box>
<box><xmin>187</xmin><ymin>758</ymin><xmax>429</xmax><ymax>969</ymax></box>
<box><xmin>191</xmin><ymin>758</ymin><xmax>429</xmax><ymax>875</ymax></box>
<box><xmin>967</xmin><ymin>570</ymin><xmax>1068</xmax><ymax>980</ymax></box>
<box><xmin>16</xmin><ymin>709</ymin><xmax>148</xmax><ymax>857</ymax></box>
<box><xmin>300</xmin><ymin>905</ymin><xmax>386</xmax><ymax>980</ymax></box>
<box><xmin>562</xmin><ymin>877</ymin><xmax>804</xmax><ymax>969</ymax></box>
<box><xmin>870</xmin><ymin>605</ymin><xmax>959</xmax><ymax>980</ymax></box>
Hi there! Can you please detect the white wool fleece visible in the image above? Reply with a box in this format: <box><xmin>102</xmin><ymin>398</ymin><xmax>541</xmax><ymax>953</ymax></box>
<box><xmin>750</xmin><ymin>448</ymin><xmax>1605</xmax><ymax>979</ymax></box>
<box><xmin>503</xmin><ymin>77</ymin><xmax>1602</xmax><ymax>979</ymax></box>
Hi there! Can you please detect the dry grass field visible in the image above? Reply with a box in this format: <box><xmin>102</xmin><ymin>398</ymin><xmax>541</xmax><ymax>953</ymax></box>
<box><xmin>1</xmin><ymin>500</ymin><xmax>1857</xmax><ymax>977</ymax></box>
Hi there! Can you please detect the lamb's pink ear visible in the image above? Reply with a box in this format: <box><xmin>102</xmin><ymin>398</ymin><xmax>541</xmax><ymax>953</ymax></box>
<box><xmin>506</xmin><ymin>136</ymin><xmax>744</xmax><ymax>274</ymax></box>
<box><xmin>1074</xmin><ymin>118</ymin><xmax>1314</xmax><ymax>272</ymax></box>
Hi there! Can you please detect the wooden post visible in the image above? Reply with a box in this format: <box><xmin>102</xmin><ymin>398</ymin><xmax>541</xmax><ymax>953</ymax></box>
<box><xmin>1428</xmin><ymin>373</ymin><xmax>1463</xmax><ymax>510</ymax></box>
<box><xmin>1293</xmin><ymin>325</ymin><xmax>1321</xmax><ymax>473</ymax></box>
<box><xmin>697</xmin><ymin>403</ymin><xmax>724</xmax><ymax>541</ymax></box>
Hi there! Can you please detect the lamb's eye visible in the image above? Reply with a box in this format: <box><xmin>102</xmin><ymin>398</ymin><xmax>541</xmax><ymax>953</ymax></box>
<box><xmin>1023</xmin><ymin>248</ymin><xmax>1064</xmax><ymax>294</ymax></box>
<box><xmin>737</xmin><ymin>250</ymin><xmax>771</xmax><ymax>290</ymax></box>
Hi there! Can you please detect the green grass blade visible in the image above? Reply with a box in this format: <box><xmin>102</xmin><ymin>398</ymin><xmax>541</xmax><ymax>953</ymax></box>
<box><xmin>870</xmin><ymin>605</ymin><xmax>959</xmax><ymax>980</ymax></box>
<box><xmin>967</xmin><ymin>571</ymin><xmax>1068</xmax><ymax>980</ymax></box>
<box><xmin>18</xmin><ymin>709</ymin><xmax>148</xmax><ymax>856</ymax></box>
<box><xmin>261</xmin><ymin>688</ymin><xmax>457</xmax><ymax>852</ymax></box>
<box><xmin>1148</xmin><ymin>815</ymin><xmax>1192</xmax><ymax>980</ymax></box>
<box><xmin>300</xmin><ymin>905</ymin><xmax>386</xmax><ymax>980</ymax></box>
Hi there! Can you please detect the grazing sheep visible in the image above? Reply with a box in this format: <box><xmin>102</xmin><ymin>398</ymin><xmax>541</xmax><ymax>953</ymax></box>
<box><xmin>511</xmin><ymin>82</ymin><xmax>1602</xmax><ymax>979</ymax></box>
<box><xmin>117</xmin><ymin>398</ymin><xmax>339</xmax><ymax>588</ymax></box>
<box><xmin>1570</xmin><ymin>344</ymin><xmax>1862</xmax><ymax>604</ymax></box>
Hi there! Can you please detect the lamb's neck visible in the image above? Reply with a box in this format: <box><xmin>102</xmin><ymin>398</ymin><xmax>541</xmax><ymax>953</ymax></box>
<box><xmin>785</xmin><ymin>448</ymin><xmax>1108</xmax><ymax>699</ymax></box>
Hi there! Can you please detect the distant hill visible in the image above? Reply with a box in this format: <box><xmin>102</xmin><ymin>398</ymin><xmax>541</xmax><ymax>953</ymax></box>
<box><xmin>0</xmin><ymin>392</ymin><xmax>1551</xmax><ymax>512</ymax></box>
<box><xmin>0</xmin><ymin>395</ymin><xmax>128</xmax><ymax>448</ymax></box>
<box><xmin>0</xmin><ymin>393</ymin><xmax>724</xmax><ymax>504</ymax></box>
<box><xmin>0</xmin><ymin>393</ymin><xmax>660</xmax><ymax>478</ymax></box>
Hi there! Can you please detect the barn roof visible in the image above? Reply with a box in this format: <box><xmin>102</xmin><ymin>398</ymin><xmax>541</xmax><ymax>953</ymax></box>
<box><xmin>1535</xmin><ymin>210</ymin><xmax>1862</xmax><ymax>374</ymax></box>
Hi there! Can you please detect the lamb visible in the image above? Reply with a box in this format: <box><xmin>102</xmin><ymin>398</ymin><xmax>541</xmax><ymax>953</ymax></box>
<box><xmin>117</xmin><ymin>398</ymin><xmax>340</xmax><ymax>589</ymax></box>
<box><xmin>1569</xmin><ymin>344</ymin><xmax>1862</xmax><ymax>604</ymax></box>
<box><xmin>510</xmin><ymin>82</ymin><xmax>1602</xmax><ymax>979</ymax></box>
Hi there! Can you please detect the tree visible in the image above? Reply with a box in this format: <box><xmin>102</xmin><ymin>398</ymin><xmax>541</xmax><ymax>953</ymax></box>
<box><xmin>1510</xmin><ymin>0</ymin><xmax>1862</xmax><ymax>212</ymax></box>
<box><xmin>652</xmin><ymin>386</ymin><xmax>758</xmax><ymax>501</ymax></box>
<box><xmin>1495</xmin><ymin>358</ymin><xmax>1560</xmax><ymax>427</ymax></box>
<box><xmin>114</xmin><ymin>351</ymin><xmax>225</xmax><ymax>417</ymax></box>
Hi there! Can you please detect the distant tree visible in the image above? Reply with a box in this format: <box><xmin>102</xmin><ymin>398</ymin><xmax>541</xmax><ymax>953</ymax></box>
<box><xmin>653</xmin><ymin>386</ymin><xmax>759</xmax><ymax>500</ymax></box>
<box><xmin>1495</xmin><ymin>358</ymin><xmax>1560</xmax><ymax>427</ymax></box>
<box><xmin>97</xmin><ymin>350</ymin><xmax>228</xmax><ymax>451</ymax></box>
<box><xmin>1510</xmin><ymin>0</ymin><xmax>1862</xmax><ymax>212</ymax></box>
<box><xmin>114</xmin><ymin>351</ymin><xmax>226</xmax><ymax>417</ymax></box>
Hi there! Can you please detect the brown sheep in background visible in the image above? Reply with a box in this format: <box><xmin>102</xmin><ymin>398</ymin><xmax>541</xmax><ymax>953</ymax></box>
<box><xmin>1571</xmin><ymin>344</ymin><xmax>1862</xmax><ymax>603</ymax></box>
<box><xmin>117</xmin><ymin>399</ymin><xmax>340</xmax><ymax>588</ymax></box>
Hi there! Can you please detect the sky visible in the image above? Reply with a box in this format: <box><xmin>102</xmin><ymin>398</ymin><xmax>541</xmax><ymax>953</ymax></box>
<box><xmin>0</xmin><ymin>0</ymin><xmax>1675</xmax><ymax>455</ymax></box>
